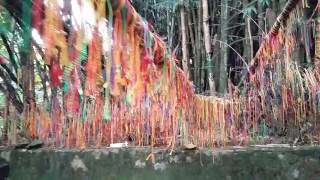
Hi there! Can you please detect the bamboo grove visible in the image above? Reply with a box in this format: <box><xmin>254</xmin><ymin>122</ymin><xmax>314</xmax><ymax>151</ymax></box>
<box><xmin>0</xmin><ymin>0</ymin><xmax>319</xmax><ymax>148</ymax></box>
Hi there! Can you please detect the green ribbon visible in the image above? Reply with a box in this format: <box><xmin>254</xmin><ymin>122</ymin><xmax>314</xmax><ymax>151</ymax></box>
<box><xmin>62</xmin><ymin>68</ymin><xmax>69</xmax><ymax>93</ymax></box>
<box><xmin>103</xmin><ymin>87</ymin><xmax>111</xmax><ymax>122</ymax></box>
<box><xmin>21</xmin><ymin>0</ymin><xmax>32</xmax><ymax>53</ymax></box>
<box><xmin>121</xmin><ymin>6</ymin><xmax>127</xmax><ymax>36</ymax></box>
<box><xmin>170</xmin><ymin>59</ymin><xmax>176</xmax><ymax>80</ymax></box>
<box><xmin>80</xmin><ymin>42</ymin><xmax>88</xmax><ymax>62</ymax></box>
<box><xmin>178</xmin><ymin>109</ymin><xmax>182</xmax><ymax>136</ymax></box>
<box><xmin>125</xmin><ymin>88</ymin><xmax>133</xmax><ymax>106</ymax></box>
<box><xmin>106</xmin><ymin>0</ymin><xmax>113</xmax><ymax>27</ymax></box>
<box><xmin>82</xmin><ymin>97</ymin><xmax>87</xmax><ymax>121</ymax></box>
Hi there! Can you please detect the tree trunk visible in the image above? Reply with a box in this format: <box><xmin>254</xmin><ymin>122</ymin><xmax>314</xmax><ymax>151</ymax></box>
<box><xmin>257</xmin><ymin>1</ymin><xmax>264</xmax><ymax>39</ymax></box>
<box><xmin>168</xmin><ymin>10</ymin><xmax>175</xmax><ymax>50</ymax></box>
<box><xmin>202</xmin><ymin>0</ymin><xmax>214</xmax><ymax>94</ymax></box>
<box><xmin>249</xmin><ymin>0</ymin><xmax>300</xmax><ymax>75</ymax></box>
<box><xmin>270</xmin><ymin>0</ymin><xmax>300</xmax><ymax>36</ymax></box>
<box><xmin>180</xmin><ymin>1</ymin><xmax>189</xmax><ymax>78</ymax></box>
<box><xmin>243</xmin><ymin>0</ymin><xmax>253</xmax><ymax>62</ymax></box>
<box><xmin>21</xmin><ymin>52</ymin><xmax>35</xmax><ymax>104</ymax></box>
<box><xmin>244</xmin><ymin>18</ymin><xmax>253</xmax><ymax>62</ymax></box>
<box><xmin>197</xmin><ymin>1</ymin><xmax>205</xmax><ymax>92</ymax></box>
<box><xmin>303</xmin><ymin>8</ymin><xmax>312</xmax><ymax>64</ymax></box>
<box><xmin>219</xmin><ymin>0</ymin><xmax>228</xmax><ymax>94</ymax></box>
<box><xmin>187</xmin><ymin>9</ymin><xmax>196</xmax><ymax>81</ymax></box>
<box><xmin>188</xmin><ymin>11</ymin><xmax>195</xmax><ymax>59</ymax></box>
<box><xmin>192</xmin><ymin>5</ymin><xmax>201</xmax><ymax>92</ymax></box>
<box><xmin>19</xmin><ymin>0</ymin><xmax>35</xmax><ymax>111</ymax></box>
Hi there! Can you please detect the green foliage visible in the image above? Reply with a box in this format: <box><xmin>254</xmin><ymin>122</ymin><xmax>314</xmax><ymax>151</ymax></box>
<box><xmin>0</xmin><ymin>6</ymin><xmax>12</xmax><ymax>34</ymax></box>
<box><xmin>153</xmin><ymin>0</ymin><xmax>179</xmax><ymax>11</ymax></box>
<box><xmin>153</xmin><ymin>0</ymin><xmax>199</xmax><ymax>12</ymax></box>
<box><xmin>243</xmin><ymin>5</ymin><xmax>257</xmax><ymax>18</ymax></box>
<box><xmin>258</xmin><ymin>0</ymin><xmax>271</xmax><ymax>7</ymax></box>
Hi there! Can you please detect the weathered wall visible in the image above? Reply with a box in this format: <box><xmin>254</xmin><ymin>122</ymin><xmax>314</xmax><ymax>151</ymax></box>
<box><xmin>1</xmin><ymin>146</ymin><xmax>320</xmax><ymax>180</ymax></box>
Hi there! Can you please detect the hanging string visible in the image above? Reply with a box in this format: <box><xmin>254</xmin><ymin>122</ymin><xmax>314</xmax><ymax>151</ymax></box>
<box><xmin>13</xmin><ymin>0</ymin><xmax>319</xmax><ymax>149</ymax></box>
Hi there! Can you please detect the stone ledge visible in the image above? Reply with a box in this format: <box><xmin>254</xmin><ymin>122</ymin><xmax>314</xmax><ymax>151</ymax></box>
<box><xmin>1</xmin><ymin>146</ymin><xmax>320</xmax><ymax>180</ymax></box>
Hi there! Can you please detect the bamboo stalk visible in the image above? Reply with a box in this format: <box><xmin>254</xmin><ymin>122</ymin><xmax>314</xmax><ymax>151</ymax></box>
<box><xmin>245</xmin><ymin>0</ymin><xmax>300</xmax><ymax>79</ymax></box>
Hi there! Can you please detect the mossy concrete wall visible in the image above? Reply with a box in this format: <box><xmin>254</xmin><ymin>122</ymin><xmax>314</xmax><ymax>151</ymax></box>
<box><xmin>1</xmin><ymin>146</ymin><xmax>320</xmax><ymax>180</ymax></box>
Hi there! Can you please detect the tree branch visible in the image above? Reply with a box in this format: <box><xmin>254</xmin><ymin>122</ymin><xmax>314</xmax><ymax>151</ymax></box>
<box><xmin>0</xmin><ymin>70</ymin><xmax>23</xmax><ymax>113</ymax></box>
<box><xmin>0</xmin><ymin>33</ymin><xmax>19</xmax><ymax>71</ymax></box>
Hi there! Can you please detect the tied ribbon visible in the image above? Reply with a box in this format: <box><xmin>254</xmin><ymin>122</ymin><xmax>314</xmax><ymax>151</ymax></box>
<box><xmin>50</xmin><ymin>56</ymin><xmax>63</xmax><ymax>88</ymax></box>
<box><xmin>85</xmin><ymin>27</ymin><xmax>102</xmax><ymax>96</ymax></box>
<box><xmin>21</xmin><ymin>0</ymin><xmax>32</xmax><ymax>53</ymax></box>
<box><xmin>32</xmin><ymin>0</ymin><xmax>43</xmax><ymax>33</ymax></box>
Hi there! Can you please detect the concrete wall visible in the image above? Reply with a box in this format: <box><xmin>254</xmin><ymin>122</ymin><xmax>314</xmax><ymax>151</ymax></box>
<box><xmin>1</xmin><ymin>146</ymin><xmax>320</xmax><ymax>180</ymax></box>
